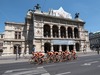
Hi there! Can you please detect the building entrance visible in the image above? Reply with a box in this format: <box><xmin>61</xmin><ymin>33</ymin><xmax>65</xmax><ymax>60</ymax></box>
<box><xmin>13</xmin><ymin>44</ymin><xmax>21</xmax><ymax>54</ymax></box>
<box><xmin>69</xmin><ymin>45</ymin><xmax>73</xmax><ymax>52</ymax></box>
<box><xmin>53</xmin><ymin>45</ymin><xmax>59</xmax><ymax>52</ymax></box>
<box><xmin>44</xmin><ymin>42</ymin><xmax>51</xmax><ymax>53</ymax></box>
<box><xmin>75</xmin><ymin>43</ymin><xmax>80</xmax><ymax>51</ymax></box>
<box><xmin>61</xmin><ymin>45</ymin><xmax>67</xmax><ymax>51</ymax></box>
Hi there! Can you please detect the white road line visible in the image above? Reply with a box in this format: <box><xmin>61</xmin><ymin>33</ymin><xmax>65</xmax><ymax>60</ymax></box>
<box><xmin>5</xmin><ymin>70</ymin><xmax>13</xmax><ymax>73</ymax></box>
<box><xmin>82</xmin><ymin>63</ymin><xmax>91</xmax><ymax>66</ymax></box>
<box><xmin>41</xmin><ymin>73</ymin><xmax>51</xmax><ymax>75</ymax></box>
<box><xmin>82</xmin><ymin>61</ymin><xmax>99</xmax><ymax>66</ymax></box>
<box><xmin>37</xmin><ymin>66</ymin><xmax>44</xmax><ymax>68</ymax></box>
<box><xmin>4</xmin><ymin>68</ymin><xmax>32</xmax><ymax>74</ymax></box>
<box><xmin>3</xmin><ymin>67</ymin><xmax>48</xmax><ymax>75</ymax></box>
<box><xmin>56</xmin><ymin>72</ymin><xmax>71</xmax><ymax>75</ymax></box>
<box><xmin>89</xmin><ymin>61</ymin><xmax>99</xmax><ymax>64</ymax></box>
<box><xmin>4</xmin><ymin>68</ymin><xmax>35</xmax><ymax>73</ymax></box>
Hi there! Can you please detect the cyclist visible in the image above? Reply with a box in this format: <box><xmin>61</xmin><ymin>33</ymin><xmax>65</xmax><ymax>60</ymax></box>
<box><xmin>65</xmin><ymin>50</ymin><xmax>71</xmax><ymax>60</ymax></box>
<box><xmin>71</xmin><ymin>50</ymin><xmax>77</xmax><ymax>60</ymax></box>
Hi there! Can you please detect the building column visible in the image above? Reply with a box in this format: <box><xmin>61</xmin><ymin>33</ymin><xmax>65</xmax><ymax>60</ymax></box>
<box><xmin>67</xmin><ymin>45</ymin><xmax>69</xmax><ymax>51</ymax></box>
<box><xmin>21</xmin><ymin>42</ymin><xmax>24</xmax><ymax>56</ymax></box>
<box><xmin>72</xmin><ymin>28</ymin><xmax>74</xmax><ymax>38</ymax></box>
<box><xmin>59</xmin><ymin>45</ymin><xmax>62</xmax><ymax>51</ymax></box>
<box><xmin>41</xmin><ymin>45</ymin><xmax>44</xmax><ymax>52</ymax></box>
<box><xmin>73</xmin><ymin>45</ymin><xmax>76</xmax><ymax>51</ymax></box>
<box><xmin>10</xmin><ymin>42</ymin><xmax>13</xmax><ymax>54</ymax></box>
<box><xmin>50</xmin><ymin>25</ymin><xmax>53</xmax><ymax>38</ymax></box>
<box><xmin>41</xmin><ymin>24</ymin><xmax>44</xmax><ymax>38</ymax></box>
<box><xmin>58</xmin><ymin>26</ymin><xmax>61</xmax><ymax>38</ymax></box>
<box><xmin>41</xmin><ymin>41</ymin><xmax>44</xmax><ymax>52</ymax></box>
<box><xmin>26</xmin><ymin>44</ymin><xmax>29</xmax><ymax>54</ymax></box>
<box><xmin>66</xmin><ymin>30</ymin><xmax>68</xmax><ymax>38</ymax></box>
<box><xmin>80</xmin><ymin>42</ymin><xmax>83</xmax><ymax>52</ymax></box>
<box><xmin>51</xmin><ymin>43</ymin><xmax>54</xmax><ymax>52</ymax></box>
<box><xmin>78</xmin><ymin>26</ymin><xmax>82</xmax><ymax>39</ymax></box>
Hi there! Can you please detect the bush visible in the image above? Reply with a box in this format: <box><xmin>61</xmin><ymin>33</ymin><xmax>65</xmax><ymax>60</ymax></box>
<box><xmin>0</xmin><ymin>49</ymin><xmax>3</xmax><ymax>52</ymax></box>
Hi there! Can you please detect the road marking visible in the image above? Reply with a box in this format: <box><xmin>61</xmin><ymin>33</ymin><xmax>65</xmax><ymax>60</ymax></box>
<box><xmin>37</xmin><ymin>66</ymin><xmax>44</xmax><ymax>68</ymax></box>
<box><xmin>82</xmin><ymin>61</ymin><xmax>99</xmax><ymax>66</ymax></box>
<box><xmin>4</xmin><ymin>68</ymin><xmax>33</xmax><ymax>73</ymax></box>
<box><xmin>5</xmin><ymin>70</ymin><xmax>13</xmax><ymax>73</ymax></box>
<box><xmin>56</xmin><ymin>72</ymin><xmax>71</xmax><ymax>75</ymax></box>
<box><xmin>83</xmin><ymin>63</ymin><xmax>91</xmax><ymax>66</ymax></box>
<box><xmin>3</xmin><ymin>67</ymin><xmax>48</xmax><ymax>75</ymax></box>
<box><xmin>41</xmin><ymin>73</ymin><xmax>51</xmax><ymax>75</ymax></box>
<box><xmin>89</xmin><ymin>61</ymin><xmax>99</xmax><ymax>64</ymax></box>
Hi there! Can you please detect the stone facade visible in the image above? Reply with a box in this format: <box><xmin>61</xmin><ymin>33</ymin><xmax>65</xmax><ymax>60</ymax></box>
<box><xmin>89</xmin><ymin>31</ymin><xmax>100</xmax><ymax>50</ymax></box>
<box><xmin>0</xmin><ymin>33</ymin><xmax>4</xmax><ymax>50</ymax></box>
<box><xmin>0</xmin><ymin>6</ymin><xmax>90</xmax><ymax>56</ymax></box>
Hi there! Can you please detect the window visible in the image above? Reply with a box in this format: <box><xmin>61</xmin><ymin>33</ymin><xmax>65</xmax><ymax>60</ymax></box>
<box><xmin>15</xmin><ymin>32</ymin><xmax>17</xmax><ymax>39</ymax></box>
<box><xmin>1</xmin><ymin>35</ymin><xmax>3</xmax><ymax>38</ymax></box>
<box><xmin>18</xmin><ymin>32</ymin><xmax>21</xmax><ymax>39</ymax></box>
<box><xmin>15</xmin><ymin>31</ymin><xmax>21</xmax><ymax>39</ymax></box>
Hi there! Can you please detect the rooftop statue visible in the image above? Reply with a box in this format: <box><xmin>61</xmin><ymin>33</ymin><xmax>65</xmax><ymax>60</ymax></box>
<box><xmin>34</xmin><ymin>4</ymin><xmax>41</xmax><ymax>10</ymax></box>
<box><xmin>75</xmin><ymin>13</ymin><xmax>79</xmax><ymax>18</ymax></box>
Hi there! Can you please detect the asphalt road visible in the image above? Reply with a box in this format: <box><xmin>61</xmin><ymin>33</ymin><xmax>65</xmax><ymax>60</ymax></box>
<box><xmin>0</xmin><ymin>55</ymin><xmax>100</xmax><ymax>75</ymax></box>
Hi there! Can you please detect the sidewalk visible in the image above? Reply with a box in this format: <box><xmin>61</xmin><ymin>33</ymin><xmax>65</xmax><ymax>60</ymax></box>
<box><xmin>77</xmin><ymin>51</ymin><xmax>97</xmax><ymax>57</ymax></box>
<box><xmin>0</xmin><ymin>55</ymin><xmax>31</xmax><ymax>64</ymax></box>
<box><xmin>0</xmin><ymin>51</ymin><xmax>98</xmax><ymax>64</ymax></box>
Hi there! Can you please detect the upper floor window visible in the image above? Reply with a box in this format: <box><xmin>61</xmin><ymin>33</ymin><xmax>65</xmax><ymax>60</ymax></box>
<box><xmin>1</xmin><ymin>35</ymin><xmax>3</xmax><ymax>38</ymax></box>
<box><xmin>18</xmin><ymin>32</ymin><xmax>21</xmax><ymax>39</ymax></box>
<box><xmin>15</xmin><ymin>31</ymin><xmax>21</xmax><ymax>39</ymax></box>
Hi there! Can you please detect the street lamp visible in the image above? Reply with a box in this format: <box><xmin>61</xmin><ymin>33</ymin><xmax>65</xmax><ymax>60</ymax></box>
<box><xmin>16</xmin><ymin>44</ymin><xmax>19</xmax><ymax>60</ymax></box>
<box><xmin>25</xmin><ymin>4</ymin><xmax>41</xmax><ymax>55</ymax></box>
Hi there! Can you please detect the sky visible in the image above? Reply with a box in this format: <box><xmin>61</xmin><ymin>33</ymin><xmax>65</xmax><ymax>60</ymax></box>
<box><xmin>0</xmin><ymin>0</ymin><xmax>100</xmax><ymax>33</ymax></box>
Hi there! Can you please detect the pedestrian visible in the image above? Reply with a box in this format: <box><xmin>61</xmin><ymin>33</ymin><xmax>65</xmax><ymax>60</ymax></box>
<box><xmin>97</xmin><ymin>50</ymin><xmax>99</xmax><ymax>54</ymax></box>
<box><xmin>18</xmin><ymin>49</ymin><xmax>21</xmax><ymax>58</ymax></box>
<box><xmin>32</xmin><ymin>45</ymin><xmax>35</xmax><ymax>55</ymax></box>
<box><xmin>83</xmin><ymin>45</ymin><xmax>86</xmax><ymax>54</ymax></box>
<box><xmin>96</xmin><ymin>46</ymin><xmax>99</xmax><ymax>54</ymax></box>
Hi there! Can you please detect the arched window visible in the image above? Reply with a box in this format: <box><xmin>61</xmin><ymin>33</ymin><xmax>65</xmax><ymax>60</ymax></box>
<box><xmin>75</xmin><ymin>43</ymin><xmax>80</xmax><ymax>51</ymax></box>
<box><xmin>74</xmin><ymin>27</ymin><xmax>79</xmax><ymax>38</ymax></box>
<box><xmin>60</xmin><ymin>26</ymin><xmax>66</xmax><ymax>38</ymax></box>
<box><xmin>44</xmin><ymin>42</ymin><xmax>51</xmax><ymax>53</ymax></box>
<box><xmin>43</xmin><ymin>24</ymin><xmax>51</xmax><ymax>37</ymax></box>
<box><xmin>67</xmin><ymin>27</ymin><xmax>73</xmax><ymax>38</ymax></box>
<box><xmin>52</xmin><ymin>25</ymin><xmax>59</xmax><ymax>37</ymax></box>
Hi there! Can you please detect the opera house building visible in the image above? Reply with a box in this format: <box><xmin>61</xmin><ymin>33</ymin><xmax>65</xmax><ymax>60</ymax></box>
<box><xmin>0</xmin><ymin>4</ymin><xmax>90</xmax><ymax>55</ymax></box>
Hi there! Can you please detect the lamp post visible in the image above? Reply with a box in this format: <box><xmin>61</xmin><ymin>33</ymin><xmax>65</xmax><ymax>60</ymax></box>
<box><xmin>25</xmin><ymin>4</ymin><xmax>41</xmax><ymax>54</ymax></box>
<box><xmin>16</xmin><ymin>44</ymin><xmax>19</xmax><ymax>60</ymax></box>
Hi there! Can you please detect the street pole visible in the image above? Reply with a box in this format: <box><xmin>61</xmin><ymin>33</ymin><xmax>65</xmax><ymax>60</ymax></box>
<box><xmin>16</xmin><ymin>45</ymin><xmax>18</xmax><ymax>60</ymax></box>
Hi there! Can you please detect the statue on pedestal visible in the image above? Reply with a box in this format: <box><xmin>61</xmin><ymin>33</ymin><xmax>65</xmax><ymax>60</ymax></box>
<box><xmin>75</xmin><ymin>13</ymin><xmax>79</xmax><ymax>19</ymax></box>
<box><xmin>34</xmin><ymin>4</ymin><xmax>41</xmax><ymax>10</ymax></box>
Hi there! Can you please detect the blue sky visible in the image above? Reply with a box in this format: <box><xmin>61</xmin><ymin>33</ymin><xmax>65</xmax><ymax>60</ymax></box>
<box><xmin>0</xmin><ymin>0</ymin><xmax>100</xmax><ymax>33</ymax></box>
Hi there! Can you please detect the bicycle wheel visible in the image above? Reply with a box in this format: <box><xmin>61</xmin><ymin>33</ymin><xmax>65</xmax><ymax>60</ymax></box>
<box><xmin>28</xmin><ymin>58</ymin><xmax>35</xmax><ymax>64</ymax></box>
